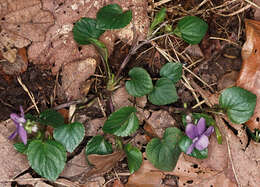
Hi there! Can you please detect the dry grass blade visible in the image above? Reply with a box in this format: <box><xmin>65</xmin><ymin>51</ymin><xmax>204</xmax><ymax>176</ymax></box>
<box><xmin>17</xmin><ymin>76</ymin><xmax>40</xmax><ymax>114</ymax></box>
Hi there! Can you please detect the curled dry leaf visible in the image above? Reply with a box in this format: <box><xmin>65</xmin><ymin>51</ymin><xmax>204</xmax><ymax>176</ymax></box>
<box><xmin>0</xmin><ymin>48</ymin><xmax>28</xmax><ymax>75</ymax></box>
<box><xmin>60</xmin><ymin>148</ymin><xmax>89</xmax><ymax>178</ymax></box>
<box><xmin>236</xmin><ymin>19</ymin><xmax>260</xmax><ymax>131</ymax></box>
<box><xmin>0</xmin><ymin>0</ymin><xmax>54</xmax><ymax>63</ymax></box>
<box><xmin>27</xmin><ymin>0</ymin><xmax>149</xmax><ymax>100</ymax></box>
<box><xmin>86</xmin><ymin>151</ymin><xmax>125</xmax><ymax>178</ymax></box>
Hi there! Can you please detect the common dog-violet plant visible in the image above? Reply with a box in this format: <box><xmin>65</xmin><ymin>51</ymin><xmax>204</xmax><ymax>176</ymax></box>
<box><xmin>9</xmin><ymin>109</ymin><xmax>85</xmax><ymax>181</ymax></box>
<box><xmin>73</xmin><ymin>4</ymin><xmax>132</xmax><ymax>91</ymax></box>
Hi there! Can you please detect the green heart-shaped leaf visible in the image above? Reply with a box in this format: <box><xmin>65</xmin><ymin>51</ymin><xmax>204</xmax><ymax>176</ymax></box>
<box><xmin>178</xmin><ymin>136</ymin><xmax>208</xmax><ymax>159</ymax></box>
<box><xmin>53</xmin><ymin>122</ymin><xmax>85</xmax><ymax>153</ymax></box>
<box><xmin>73</xmin><ymin>17</ymin><xmax>105</xmax><ymax>45</ymax></box>
<box><xmin>96</xmin><ymin>4</ymin><xmax>132</xmax><ymax>30</ymax></box>
<box><xmin>103</xmin><ymin>106</ymin><xmax>139</xmax><ymax>137</ymax></box>
<box><xmin>85</xmin><ymin>135</ymin><xmax>113</xmax><ymax>157</ymax></box>
<box><xmin>173</xmin><ymin>16</ymin><xmax>208</xmax><ymax>44</ymax></box>
<box><xmin>219</xmin><ymin>86</ymin><xmax>257</xmax><ymax>124</ymax></box>
<box><xmin>148</xmin><ymin>78</ymin><xmax>178</xmax><ymax>105</ymax></box>
<box><xmin>146</xmin><ymin>127</ymin><xmax>184</xmax><ymax>171</ymax></box>
<box><xmin>124</xmin><ymin>143</ymin><xmax>142</xmax><ymax>174</ymax></box>
<box><xmin>27</xmin><ymin>140</ymin><xmax>66</xmax><ymax>181</ymax></box>
<box><xmin>14</xmin><ymin>140</ymin><xmax>32</xmax><ymax>154</ymax></box>
<box><xmin>160</xmin><ymin>62</ymin><xmax>182</xmax><ymax>83</ymax></box>
<box><xmin>39</xmin><ymin>109</ymin><xmax>64</xmax><ymax>128</ymax></box>
<box><xmin>126</xmin><ymin>67</ymin><xmax>153</xmax><ymax>97</ymax></box>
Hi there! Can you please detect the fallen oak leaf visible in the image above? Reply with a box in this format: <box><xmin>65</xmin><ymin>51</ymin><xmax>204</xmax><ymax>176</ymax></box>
<box><xmin>236</xmin><ymin>19</ymin><xmax>260</xmax><ymax>131</ymax></box>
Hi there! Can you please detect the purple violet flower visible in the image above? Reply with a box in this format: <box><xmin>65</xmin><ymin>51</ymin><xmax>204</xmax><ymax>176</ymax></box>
<box><xmin>9</xmin><ymin>106</ymin><xmax>27</xmax><ymax>145</ymax></box>
<box><xmin>185</xmin><ymin>117</ymin><xmax>214</xmax><ymax>155</ymax></box>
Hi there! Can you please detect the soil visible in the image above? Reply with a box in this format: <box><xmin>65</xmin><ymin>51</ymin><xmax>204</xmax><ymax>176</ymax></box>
<box><xmin>0</xmin><ymin>64</ymin><xmax>55</xmax><ymax>120</ymax></box>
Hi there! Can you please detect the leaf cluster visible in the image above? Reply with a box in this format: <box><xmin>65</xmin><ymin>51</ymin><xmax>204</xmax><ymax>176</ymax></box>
<box><xmin>19</xmin><ymin>110</ymin><xmax>85</xmax><ymax>181</ymax></box>
<box><xmin>126</xmin><ymin>62</ymin><xmax>182</xmax><ymax>105</ymax></box>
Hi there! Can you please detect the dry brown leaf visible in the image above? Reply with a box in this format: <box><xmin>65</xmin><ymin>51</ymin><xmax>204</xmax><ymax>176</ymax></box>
<box><xmin>85</xmin><ymin>117</ymin><xmax>106</xmax><ymax>137</ymax></box>
<box><xmin>185</xmin><ymin>44</ymin><xmax>204</xmax><ymax>57</ymax></box>
<box><xmin>215</xmin><ymin>115</ymin><xmax>260</xmax><ymax>186</ymax></box>
<box><xmin>145</xmin><ymin>110</ymin><xmax>176</xmax><ymax>138</ymax></box>
<box><xmin>126</xmin><ymin>159</ymin><xmax>164</xmax><ymax>187</ymax></box>
<box><xmin>0</xmin><ymin>0</ymin><xmax>54</xmax><ymax>64</ymax></box>
<box><xmin>0</xmin><ymin>120</ymin><xmax>29</xmax><ymax>184</ymax></box>
<box><xmin>167</xmin><ymin>154</ymin><xmax>236</xmax><ymax>187</ymax></box>
<box><xmin>112</xmin><ymin>87</ymin><xmax>134</xmax><ymax>110</ymax></box>
<box><xmin>86</xmin><ymin>151</ymin><xmax>125</xmax><ymax>178</ymax></box>
<box><xmin>253</xmin><ymin>1</ymin><xmax>260</xmax><ymax>20</ymax></box>
<box><xmin>81</xmin><ymin>177</ymin><xmax>105</xmax><ymax>187</ymax></box>
<box><xmin>236</xmin><ymin>19</ymin><xmax>260</xmax><ymax>131</ymax></box>
<box><xmin>0</xmin><ymin>48</ymin><xmax>28</xmax><ymax>75</ymax></box>
<box><xmin>61</xmin><ymin>149</ymin><xmax>89</xmax><ymax>178</ymax></box>
<box><xmin>218</xmin><ymin>71</ymin><xmax>239</xmax><ymax>91</ymax></box>
<box><xmin>60</xmin><ymin>58</ymin><xmax>97</xmax><ymax>100</ymax></box>
<box><xmin>113</xmin><ymin>179</ymin><xmax>124</xmax><ymax>187</ymax></box>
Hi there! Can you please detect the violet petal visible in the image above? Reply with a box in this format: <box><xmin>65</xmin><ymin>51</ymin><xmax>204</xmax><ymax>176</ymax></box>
<box><xmin>19</xmin><ymin>105</ymin><xmax>24</xmax><ymax>118</ymax></box>
<box><xmin>10</xmin><ymin>113</ymin><xmax>26</xmax><ymax>124</ymax></box>
<box><xmin>204</xmin><ymin>126</ymin><xmax>214</xmax><ymax>137</ymax></box>
<box><xmin>18</xmin><ymin>126</ymin><xmax>27</xmax><ymax>145</ymax></box>
<box><xmin>197</xmin><ymin>118</ymin><xmax>206</xmax><ymax>136</ymax></box>
<box><xmin>194</xmin><ymin>134</ymin><xmax>209</xmax><ymax>151</ymax></box>
<box><xmin>8</xmin><ymin>130</ymin><xmax>18</xmax><ymax>140</ymax></box>
<box><xmin>186</xmin><ymin>142</ymin><xmax>195</xmax><ymax>154</ymax></box>
<box><xmin>185</xmin><ymin>123</ymin><xmax>198</xmax><ymax>139</ymax></box>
